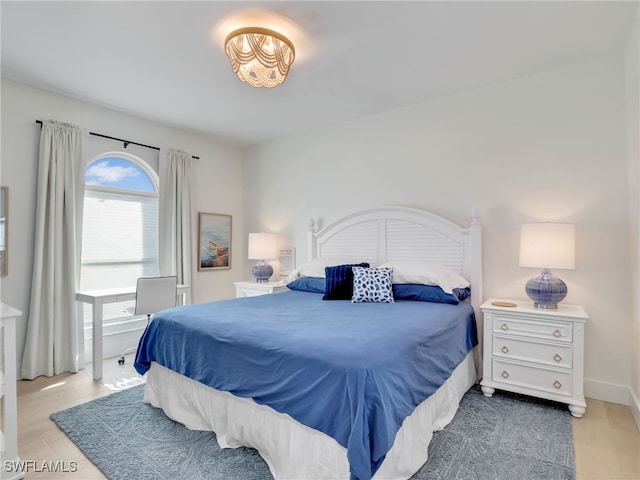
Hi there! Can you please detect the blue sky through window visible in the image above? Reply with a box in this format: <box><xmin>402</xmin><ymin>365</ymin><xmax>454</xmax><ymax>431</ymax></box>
<box><xmin>86</xmin><ymin>157</ymin><xmax>154</xmax><ymax>192</ymax></box>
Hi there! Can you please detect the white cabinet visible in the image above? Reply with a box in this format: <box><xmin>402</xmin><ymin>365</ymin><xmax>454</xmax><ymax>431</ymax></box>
<box><xmin>234</xmin><ymin>281</ymin><xmax>289</xmax><ymax>298</ymax></box>
<box><xmin>480</xmin><ymin>299</ymin><xmax>588</xmax><ymax>418</ymax></box>
<box><xmin>1</xmin><ymin>302</ymin><xmax>24</xmax><ymax>480</ymax></box>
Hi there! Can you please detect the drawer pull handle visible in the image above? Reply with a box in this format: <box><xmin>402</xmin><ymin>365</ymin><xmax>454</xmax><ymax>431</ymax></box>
<box><xmin>501</xmin><ymin>370</ymin><xmax>510</xmax><ymax>379</ymax></box>
<box><xmin>500</xmin><ymin>323</ymin><xmax>509</xmax><ymax>331</ymax></box>
<box><xmin>553</xmin><ymin>329</ymin><xmax>562</xmax><ymax>337</ymax></box>
<box><xmin>553</xmin><ymin>380</ymin><xmax>562</xmax><ymax>389</ymax></box>
<box><xmin>501</xmin><ymin>346</ymin><xmax>509</xmax><ymax>354</ymax></box>
<box><xmin>553</xmin><ymin>353</ymin><xmax>562</xmax><ymax>362</ymax></box>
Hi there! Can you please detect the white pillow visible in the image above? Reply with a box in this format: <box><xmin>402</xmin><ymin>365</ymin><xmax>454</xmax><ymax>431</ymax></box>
<box><xmin>378</xmin><ymin>261</ymin><xmax>470</xmax><ymax>294</ymax></box>
<box><xmin>285</xmin><ymin>257</ymin><xmax>369</xmax><ymax>282</ymax></box>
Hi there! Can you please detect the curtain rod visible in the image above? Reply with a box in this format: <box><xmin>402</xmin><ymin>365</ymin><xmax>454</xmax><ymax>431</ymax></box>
<box><xmin>35</xmin><ymin>120</ymin><xmax>199</xmax><ymax>160</ymax></box>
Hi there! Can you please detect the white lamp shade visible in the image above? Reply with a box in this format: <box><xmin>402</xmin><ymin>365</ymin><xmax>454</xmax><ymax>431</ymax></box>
<box><xmin>519</xmin><ymin>223</ymin><xmax>575</xmax><ymax>270</ymax></box>
<box><xmin>248</xmin><ymin>233</ymin><xmax>278</xmax><ymax>260</ymax></box>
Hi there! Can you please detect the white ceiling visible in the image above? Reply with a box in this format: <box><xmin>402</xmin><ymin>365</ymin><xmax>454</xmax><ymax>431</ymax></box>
<box><xmin>1</xmin><ymin>1</ymin><xmax>636</xmax><ymax>147</ymax></box>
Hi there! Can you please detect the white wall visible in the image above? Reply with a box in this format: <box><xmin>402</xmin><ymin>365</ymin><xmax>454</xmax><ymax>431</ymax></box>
<box><xmin>0</xmin><ymin>80</ymin><xmax>245</xmax><ymax>377</ymax></box>
<box><xmin>624</xmin><ymin>8</ymin><xmax>640</xmax><ymax>428</ymax></box>
<box><xmin>244</xmin><ymin>54</ymin><xmax>633</xmax><ymax>404</ymax></box>
<box><xmin>1</xmin><ymin>51</ymin><xmax>635</xmax><ymax>406</ymax></box>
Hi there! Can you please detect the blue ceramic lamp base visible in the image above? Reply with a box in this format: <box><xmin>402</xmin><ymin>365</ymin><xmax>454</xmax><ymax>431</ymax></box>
<box><xmin>525</xmin><ymin>268</ymin><xmax>567</xmax><ymax>309</ymax></box>
<box><xmin>251</xmin><ymin>261</ymin><xmax>273</xmax><ymax>283</ymax></box>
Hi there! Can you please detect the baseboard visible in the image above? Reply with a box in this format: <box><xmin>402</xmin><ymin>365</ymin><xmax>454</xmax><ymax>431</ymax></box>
<box><xmin>630</xmin><ymin>387</ymin><xmax>640</xmax><ymax>433</ymax></box>
<box><xmin>584</xmin><ymin>379</ymin><xmax>631</xmax><ymax>406</ymax></box>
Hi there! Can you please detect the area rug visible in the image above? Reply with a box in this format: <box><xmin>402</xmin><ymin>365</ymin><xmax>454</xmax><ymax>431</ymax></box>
<box><xmin>50</xmin><ymin>384</ymin><xmax>575</xmax><ymax>480</ymax></box>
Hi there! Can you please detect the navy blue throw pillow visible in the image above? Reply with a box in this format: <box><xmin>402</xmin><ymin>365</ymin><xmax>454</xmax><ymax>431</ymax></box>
<box><xmin>392</xmin><ymin>284</ymin><xmax>470</xmax><ymax>304</ymax></box>
<box><xmin>323</xmin><ymin>263</ymin><xmax>370</xmax><ymax>300</ymax></box>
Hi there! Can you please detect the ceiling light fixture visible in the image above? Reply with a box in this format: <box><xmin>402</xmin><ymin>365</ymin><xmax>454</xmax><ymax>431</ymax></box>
<box><xmin>224</xmin><ymin>27</ymin><xmax>295</xmax><ymax>88</ymax></box>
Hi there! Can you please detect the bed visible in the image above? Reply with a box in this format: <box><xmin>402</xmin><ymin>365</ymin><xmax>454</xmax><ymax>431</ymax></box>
<box><xmin>134</xmin><ymin>206</ymin><xmax>483</xmax><ymax>480</ymax></box>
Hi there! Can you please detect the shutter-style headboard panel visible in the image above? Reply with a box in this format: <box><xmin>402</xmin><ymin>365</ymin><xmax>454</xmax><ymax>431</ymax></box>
<box><xmin>307</xmin><ymin>206</ymin><xmax>483</xmax><ymax>361</ymax></box>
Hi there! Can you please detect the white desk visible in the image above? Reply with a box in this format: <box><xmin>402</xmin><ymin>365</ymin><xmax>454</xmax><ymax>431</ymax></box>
<box><xmin>76</xmin><ymin>284</ymin><xmax>191</xmax><ymax>380</ymax></box>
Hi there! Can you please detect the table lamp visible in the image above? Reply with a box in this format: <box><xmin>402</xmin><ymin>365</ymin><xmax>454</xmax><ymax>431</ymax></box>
<box><xmin>248</xmin><ymin>232</ymin><xmax>278</xmax><ymax>282</ymax></box>
<box><xmin>519</xmin><ymin>223</ymin><xmax>575</xmax><ymax>309</ymax></box>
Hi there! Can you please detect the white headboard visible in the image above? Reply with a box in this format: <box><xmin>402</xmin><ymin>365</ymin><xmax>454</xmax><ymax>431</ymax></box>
<box><xmin>307</xmin><ymin>206</ymin><xmax>483</xmax><ymax>345</ymax></box>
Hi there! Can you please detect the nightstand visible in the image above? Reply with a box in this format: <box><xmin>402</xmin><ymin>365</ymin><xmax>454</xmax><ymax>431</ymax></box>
<box><xmin>480</xmin><ymin>298</ymin><xmax>588</xmax><ymax>417</ymax></box>
<box><xmin>234</xmin><ymin>280</ymin><xmax>289</xmax><ymax>298</ymax></box>
<box><xmin>1</xmin><ymin>303</ymin><xmax>24</xmax><ymax>480</ymax></box>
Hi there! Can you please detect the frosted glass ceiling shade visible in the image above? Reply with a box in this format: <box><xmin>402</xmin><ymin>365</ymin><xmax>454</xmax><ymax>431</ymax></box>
<box><xmin>248</xmin><ymin>233</ymin><xmax>278</xmax><ymax>282</ymax></box>
<box><xmin>519</xmin><ymin>223</ymin><xmax>575</xmax><ymax>309</ymax></box>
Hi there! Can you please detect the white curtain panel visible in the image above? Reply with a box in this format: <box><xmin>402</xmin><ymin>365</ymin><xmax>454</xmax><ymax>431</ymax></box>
<box><xmin>159</xmin><ymin>149</ymin><xmax>193</xmax><ymax>286</ymax></box>
<box><xmin>21</xmin><ymin>121</ymin><xmax>88</xmax><ymax>379</ymax></box>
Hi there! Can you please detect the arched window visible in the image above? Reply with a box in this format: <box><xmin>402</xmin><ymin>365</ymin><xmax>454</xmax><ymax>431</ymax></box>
<box><xmin>81</xmin><ymin>153</ymin><xmax>159</xmax><ymax>289</ymax></box>
<box><xmin>80</xmin><ymin>153</ymin><xmax>159</xmax><ymax>342</ymax></box>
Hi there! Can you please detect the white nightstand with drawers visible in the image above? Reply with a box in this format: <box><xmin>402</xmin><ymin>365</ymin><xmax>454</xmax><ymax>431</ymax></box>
<box><xmin>480</xmin><ymin>299</ymin><xmax>588</xmax><ymax>418</ymax></box>
<box><xmin>234</xmin><ymin>280</ymin><xmax>289</xmax><ymax>298</ymax></box>
<box><xmin>1</xmin><ymin>303</ymin><xmax>24</xmax><ymax>480</ymax></box>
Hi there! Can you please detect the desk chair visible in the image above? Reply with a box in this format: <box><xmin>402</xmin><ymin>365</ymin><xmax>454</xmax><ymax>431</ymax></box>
<box><xmin>117</xmin><ymin>275</ymin><xmax>178</xmax><ymax>366</ymax></box>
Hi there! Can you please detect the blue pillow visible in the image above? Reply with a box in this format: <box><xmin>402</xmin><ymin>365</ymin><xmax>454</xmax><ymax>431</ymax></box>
<box><xmin>287</xmin><ymin>277</ymin><xmax>326</xmax><ymax>294</ymax></box>
<box><xmin>323</xmin><ymin>263</ymin><xmax>370</xmax><ymax>300</ymax></box>
<box><xmin>453</xmin><ymin>287</ymin><xmax>471</xmax><ymax>301</ymax></box>
<box><xmin>392</xmin><ymin>284</ymin><xmax>470</xmax><ymax>304</ymax></box>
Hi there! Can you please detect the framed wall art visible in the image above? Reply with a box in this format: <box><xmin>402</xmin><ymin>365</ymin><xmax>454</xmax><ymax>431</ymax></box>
<box><xmin>278</xmin><ymin>247</ymin><xmax>295</xmax><ymax>277</ymax></box>
<box><xmin>198</xmin><ymin>212</ymin><xmax>231</xmax><ymax>271</ymax></box>
<box><xmin>0</xmin><ymin>186</ymin><xmax>6</xmax><ymax>276</ymax></box>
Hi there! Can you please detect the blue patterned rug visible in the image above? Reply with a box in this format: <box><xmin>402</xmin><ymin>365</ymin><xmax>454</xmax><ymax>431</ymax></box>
<box><xmin>50</xmin><ymin>384</ymin><xmax>575</xmax><ymax>480</ymax></box>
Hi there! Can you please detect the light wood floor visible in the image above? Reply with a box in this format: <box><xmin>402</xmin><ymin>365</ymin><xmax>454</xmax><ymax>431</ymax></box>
<box><xmin>15</xmin><ymin>372</ymin><xmax>640</xmax><ymax>480</ymax></box>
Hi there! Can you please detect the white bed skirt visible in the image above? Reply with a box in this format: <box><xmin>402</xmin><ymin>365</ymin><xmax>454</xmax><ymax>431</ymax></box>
<box><xmin>144</xmin><ymin>349</ymin><xmax>477</xmax><ymax>480</ymax></box>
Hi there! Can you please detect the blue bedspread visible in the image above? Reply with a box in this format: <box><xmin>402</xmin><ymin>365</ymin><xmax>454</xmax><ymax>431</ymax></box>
<box><xmin>134</xmin><ymin>290</ymin><xmax>477</xmax><ymax>480</ymax></box>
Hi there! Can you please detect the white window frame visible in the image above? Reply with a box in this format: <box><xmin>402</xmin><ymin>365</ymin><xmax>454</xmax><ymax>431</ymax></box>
<box><xmin>81</xmin><ymin>151</ymin><xmax>160</xmax><ymax>361</ymax></box>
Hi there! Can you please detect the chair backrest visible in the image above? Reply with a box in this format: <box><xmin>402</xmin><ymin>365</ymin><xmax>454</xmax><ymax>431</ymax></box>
<box><xmin>133</xmin><ymin>276</ymin><xmax>178</xmax><ymax>317</ymax></box>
